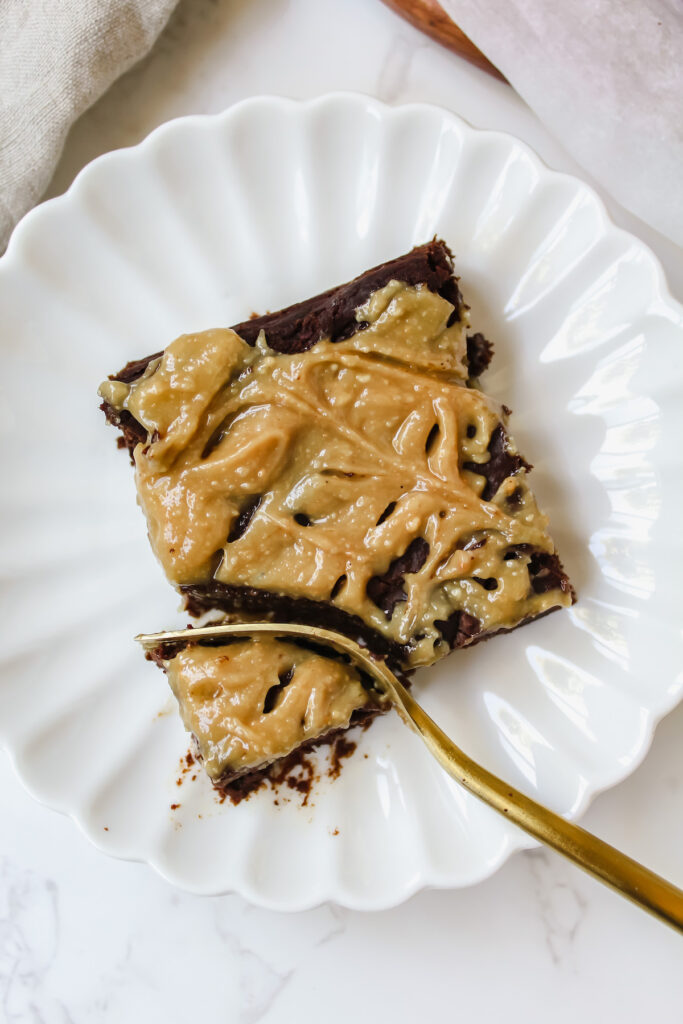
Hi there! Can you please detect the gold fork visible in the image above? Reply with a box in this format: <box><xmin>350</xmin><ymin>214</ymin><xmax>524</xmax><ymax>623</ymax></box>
<box><xmin>136</xmin><ymin>620</ymin><xmax>683</xmax><ymax>933</ymax></box>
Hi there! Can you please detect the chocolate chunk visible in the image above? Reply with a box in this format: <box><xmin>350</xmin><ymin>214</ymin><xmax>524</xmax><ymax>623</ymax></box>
<box><xmin>466</xmin><ymin>333</ymin><xmax>494</xmax><ymax>378</ymax></box>
<box><xmin>528</xmin><ymin>551</ymin><xmax>574</xmax><ymax>596</ymax></box>
<box><xmin>227</xmin><ymin>495</ymin><xmax>262</xmax><ymax>544</ymax></box>
<box><xmin>376</xmin><ymin>501</ymin><xmax>397</xmax><ymax>526</ymax></box>
<box><xmin>464</xmin><ymin>423</ymin><xmax>531</xmax><ymax>502</ymax></box>
<box><xmin>507</xmin><ymin>486</ymin><xmax>524</xmax><ymax>509</ymax></box>
<box><xmin>500</xmin><ymin>545</ymin><xmax>574</xmax><ymax>599</ymax></box>
<box><xmin>366</xmin><ymin>537</ymin><xmax>430</xmax><ymax>618</ymax></box>
<box><xmin>146</xmin><ymin>641</ymin><xmax>186</xmax><ymax>666</ymax></box>
<box><xmin>99</xmin><ymin>402</ymin><xmax>146</xmax><ymax>461</ymax></box>
<box><xmin>434</xmin><ymin>610</ymin><xmax>482</xmax><ymax>649</ymax></box>
<box><xmin>472</xmin><ymin>576</ymin><xmax>498</xmax><ymax>590</ymax></box>
<box><xmin>263</xmin><ymin>667</ymin><xmax>294</xmax><ymax>714</ymax></box>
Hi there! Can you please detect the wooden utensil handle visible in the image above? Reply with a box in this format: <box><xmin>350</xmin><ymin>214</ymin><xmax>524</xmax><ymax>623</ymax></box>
<box><xmin>379</xmin><ymin>0</ymin><xmax>506</xmax><ymax>81</ymax></box>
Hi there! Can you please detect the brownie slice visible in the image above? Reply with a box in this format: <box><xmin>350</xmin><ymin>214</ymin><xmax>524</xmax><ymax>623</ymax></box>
<box><xmin>151</xmin><ymin>634</ymin><xmax>384</xmax><ymax>791</ymax></box>
<box><xmin>145</xmin><ymin>630</ymin><xmax>389</xmax><ymax>797</ymax></box>
<box><xmin>100</xmin><ymin>239</ymin><xmax>574</xmax><ymax>791</ymax></box>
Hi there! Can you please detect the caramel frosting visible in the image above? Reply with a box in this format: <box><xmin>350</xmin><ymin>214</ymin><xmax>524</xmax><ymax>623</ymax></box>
<box><xmin>165</xmin><ymin>639</ymin><xmax>373</xmax><ymax>778</ymax></box>
<box><xmin>100</xmin><ymin>281</ymin><xmax>571</xmax><ymax>671</ymax></box>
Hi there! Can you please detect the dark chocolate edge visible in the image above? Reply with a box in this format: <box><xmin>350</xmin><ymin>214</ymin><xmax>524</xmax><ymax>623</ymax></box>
<box><xmin>101</xmin><ymin>238</ymin><xmax>483</xmax><ymax>456</ymax></box>
<box><xmin>180</xmin><ymin>582</ymin><xmax>409</xmax><ymax>667</ymax></box>
<box><xmin>100</xmin><ymin>239</ymin><xmax>491</xmax><ymax>460</ymax></box>
<box><xmin>108</xmin><ymin>239</ymin><xmax>466</xmax><ymax>384</ymax></box>
<box><xmin>100</xmin><ymin>239</ymin><xmax>488</xmax><ymax>456</ymax></box>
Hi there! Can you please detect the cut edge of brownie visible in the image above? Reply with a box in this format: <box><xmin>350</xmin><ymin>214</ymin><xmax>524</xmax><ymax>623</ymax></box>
<box><xmin>178</xmin><ymin>548</ymin><xmax>575</xmax><ymax>665</ymax></box>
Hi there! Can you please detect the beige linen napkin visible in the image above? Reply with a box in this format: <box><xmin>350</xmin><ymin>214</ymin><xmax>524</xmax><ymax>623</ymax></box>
<box><xmin>0</xmin><ymin>0</ymin><xmax>177</xmax><ymax>251</ymax></box>
<box><xmin>441</xmin><ymin>0</ymin><xmax>683</xmax><ymax>247</ymax></box>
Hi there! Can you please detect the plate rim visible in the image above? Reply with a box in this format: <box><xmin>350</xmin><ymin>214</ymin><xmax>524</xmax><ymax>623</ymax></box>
<box><xmin>1</xmin><ymin>91</ymin><xmax>682</xmax><ymax>911</ymax></box>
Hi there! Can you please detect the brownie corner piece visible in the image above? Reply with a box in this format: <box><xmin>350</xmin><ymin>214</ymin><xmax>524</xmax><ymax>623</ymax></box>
<box><xmin>156</xmin><ymin>633</ymin><xmax>385</xmax><ymax>792</ymax></box>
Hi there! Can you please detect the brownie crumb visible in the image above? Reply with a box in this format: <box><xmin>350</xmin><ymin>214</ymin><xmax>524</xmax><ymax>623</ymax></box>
<box><xmin>170</xmin><ymin>803</ymin><xmax>180</xmax><ymax>810</ymax></box>
<box><xmin>285</xmin><ymin>757</ymin><xmax>316</xmax><ymax>806</ymax></box>
<box><xmin>329</xmin><ymin>736</ymin><xmax>357</xmax><ymax>779</ymax></box>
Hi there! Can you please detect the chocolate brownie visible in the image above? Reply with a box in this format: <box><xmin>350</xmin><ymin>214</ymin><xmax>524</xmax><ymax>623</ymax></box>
<box><xmin>99</xmin><ymin>240</ymin><xmax>574</xmax><ymax>789</ymax></box>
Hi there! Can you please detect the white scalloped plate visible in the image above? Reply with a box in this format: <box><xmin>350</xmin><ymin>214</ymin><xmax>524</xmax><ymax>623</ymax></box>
<box><xmin>1</xmin><ymin>94</ymin><xmax>682</xmax><ymax>910</ymax></box>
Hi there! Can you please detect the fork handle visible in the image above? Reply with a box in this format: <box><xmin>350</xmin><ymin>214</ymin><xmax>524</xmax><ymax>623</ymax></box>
<box><xmin>389</xmin><ymin>675</ymin><xmax>683</xmax><ymax>933</ymax></box>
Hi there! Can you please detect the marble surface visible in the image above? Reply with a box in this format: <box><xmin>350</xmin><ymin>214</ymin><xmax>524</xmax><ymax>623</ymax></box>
<box><xmin>3</xmin><ymin>0</ymin><xmax>682</xmax><ymax>1019</ymax></box>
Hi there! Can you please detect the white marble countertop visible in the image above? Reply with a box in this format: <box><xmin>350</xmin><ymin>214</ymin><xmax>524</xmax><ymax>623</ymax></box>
<box><xmin>3</xmin><ymin>0</ymin><xmax>682</xmax><ymax>1019</ymax></box>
